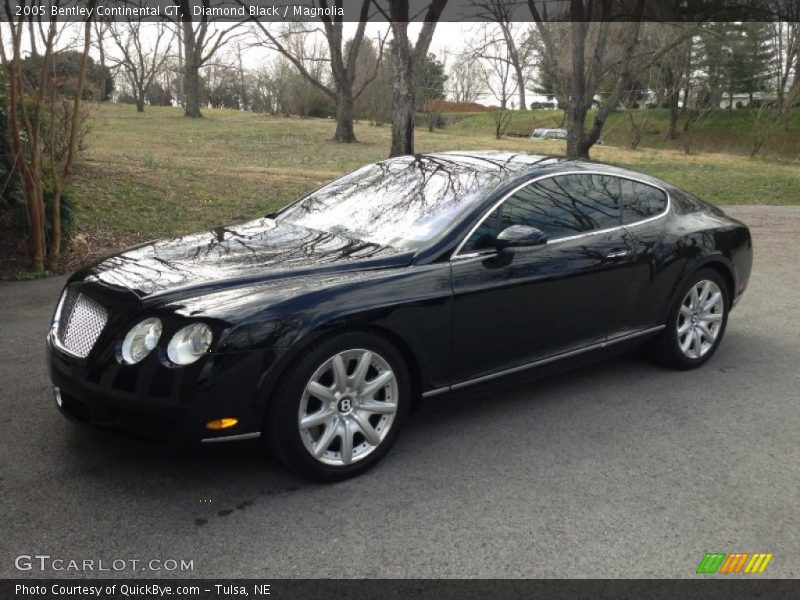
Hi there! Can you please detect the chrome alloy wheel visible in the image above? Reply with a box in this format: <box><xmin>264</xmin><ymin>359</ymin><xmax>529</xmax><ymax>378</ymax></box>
<box><xmin>298</xmin><ymin>349</ymin><xmax>399</xmax><ymax>466</ymax></box>
<box><xmin>677</xmin><ymin>279</ymin><xmax>725</xmax><ymax>359</ymax></box>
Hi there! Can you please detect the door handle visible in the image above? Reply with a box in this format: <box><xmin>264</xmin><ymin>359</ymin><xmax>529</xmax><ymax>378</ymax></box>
<box><xmin>605</xmin><ymin>249</ymin><xmax>631</xmax><ymax>260</ymax></box>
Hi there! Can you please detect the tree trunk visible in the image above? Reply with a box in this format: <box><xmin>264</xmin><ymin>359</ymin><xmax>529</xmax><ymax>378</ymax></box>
<box><xmin>5</xmin><ymin>59</ymin><xmax>46</xmax><ymax>271</ymax></box>
<box><xmin>334</xmin><ymin>82</ymin><xmax>356</xmax><ymax>143</ymax></box>
<box><xmin>183</xmin><ymin>22</ymin><xmax>202</xmax><ymax>118</ymax></box>
<box><xmin>23</xmin><ymin>176</ymin><xmax>46</xmax><ymax>272</ymax></box>
<box><xmin>136</xmin><ymin>94</ymin><xmax>145</xmax><ymax>112</ymax></box>
<box><xmin>566</xmin><ymin>14</ymin><xmax>588</xmax><ymax>161</ymax></box>
<box><xmin>681</xmin><ymin>42</ymin><xmax>692</xmax><ymax>113</ymax></box>
<box><xmin>49</xmin><ymin>187</ymin><xmax>63</xmax><ymax>270</ymax></box>
<box><xmin>47</xmin><ymin>10</ymin><xmax>92</xmax><ymax>272</ymax></box>
<box><xmin>386</xmin><ymin>1</ymin><xmax>446</xmax><ymax>157</ymax></box>
<box><xmin>565</xmin><ymin>13</ymin><xmax>642</xmax><ymax>161</ymax></box>
<box><xmin>514</xmin><ymin>63</ymin><xmax>526</xmax><ymax>111</ymax></box>
<box><xmin>184</xmin><ymin>60</ymin><xmax>201</xmax><ymax>117</ymax></box>
<box><xmin>666</xmin><ymin>90</ymin><xmax>680</xmax><ymax>139</ymax></box>
<box><xmin>96</xmin><ymin>26</ymin><xmax>107</xmax><ymax>101</ymax></box>
<box><xmin>390</xmin><ymin>38</ymin><xmax>415</xmax><ymax>157</ymax></box>
<box><xmin>495</xmin><ymin>20</ymin><xmax>526</xmax><ymax>111</ymax></box>
<box><xmin>177</xmin><ymin>26</ymin><xmax>184</xmax><ymax>107</ymax></box>
<box><xmin>28</xmin><ymin>19</ymin><xmax>37</xmax><ymax>57</ymax></box>
<box><xmin>390</xmin><ymin>82</ymin><xmax>415</xmax><ymax>157</ymax></box>
<box><xmin>566</xmin><ymin>103</ymin><xmax>588</xmax><ymax>159</ymax></box>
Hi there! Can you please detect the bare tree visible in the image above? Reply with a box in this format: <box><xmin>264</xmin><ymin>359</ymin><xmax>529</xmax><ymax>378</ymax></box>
<box><xmin>354</xmin><ymin>39</ymin><xmax>393</xmax><ymax>125</ymax></box>
<box><xmin>203</xmin><ymin>55</ymin><xmax>244</xmax><ymax>109</ymax></box>
<box><xmin>470</xmin><ymin>27</ymin><xmax>518</xmax><ymax>109</ymax></box>
<box><xmin>235</xmin><ymin>42</ymin><xmax>248</xmax><ymax>111</ymax></box>
<box><xmin>0</xmin><ymin>16</ymin><xmax>54</xmax><ymax>270</ymax></box>
<box><xmin>176</xmin><ymin>23</ymin><xmax>184</xmax><ymax>105</ymax></box>
<box><xmin>249</xmin><ymin>0</ymin><xmax>385</xmax><ymax>142</ymax></box>
<box><xmin>751</xmin><ymin>76</ymin><xmax>800</xmax><ymax>157</ymax></box>
<box><xmin>374</xmin><ymin>0</ymin><xmax>448</xmax><ymax>157</ymax></box>
<box><xmin>108</xmin><ymin>21</ymin><xmax>174</xmax><ymax>112</ymax></box>
<box><xmin>263</xmin><ymin>49</ymin><xmax>331</xmax><ymax>118</ymax></box>
<box><xmin>1</xmin><ymin>6</ymin><xmax>94</xmax><ymax>271</ymax></box>
<box><xmin>93</xmin><ymin>20</ymin><xmax>111</xmax><ymax>99</ymax></box>
<box><xmin>771</xmin><ymin>21</ymin><xmax>800</xmax><ymax>129</ymax></box>
<box><xmin>248</xmin><ymin>64</ymin><xmax>277</xmax><ymax>113</ymax></box>
<box><xmin>528</xmin><ymin>23</ymin><xmax>569</xmax><ymax>112</ymax></box>
<box><xmin>421</xmin><ymin>98</ymin><xmax>443</xmax><ymax>132</ymax></box>
<box><xmin>621</xmin><ymin>82</ymin><xmax>653</xmax><ymax>150</ymax></box>
<box><xmin>172</xmin><ymin>1</ymin><xmax>243</xmax><ymax>118</ymax></box>
<box><xmin>772</xmin><ymin>22</ymin><xmax>798</xmax><ymax>107</ymax></box>
<box><xmin>664</xmin><ymin>36</ymin><xmax>693</xmax><ymax>139</ymax></box>
<box><xmin>491</xmin><ymin>108</ymin><xmax>513</xmax><ymax>138</ymax></box>
<box><xmin>529</xmin><ymin>0</ymin><xmax>646</xmax><ymax>159</ymax></box>
<box><xmin>471</xmin><ymin>1</ymin><xmax>533</xmax><ymax>110</ymax></box>
<box><xmin>529</xmin><ymin>0</ymin><xmax>694</xmax><ymax>159</ymax></box>
<box><xmin>448</xmin><ymin>53</ymin><xmax>486</xmax><ymax>104</ymax></box>
<box><xmin>637</xmin><ymin>23</ymin><xmax>693</xmax><ymax>140</ymax></box>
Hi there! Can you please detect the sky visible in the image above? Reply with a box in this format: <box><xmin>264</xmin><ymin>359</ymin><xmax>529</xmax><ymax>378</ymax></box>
<box><xmin>0</xmin><ymin>21</ymin><xmax>481</xmax><ymax>66</ymax></box>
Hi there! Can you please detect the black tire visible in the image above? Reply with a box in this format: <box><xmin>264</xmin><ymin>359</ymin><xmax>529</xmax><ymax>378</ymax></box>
<box><xmin>264</xmin><ymin>330</ymin><xmax>411</xmax><ymax>481</ymax></box>
<box><xmin>651</xmin><ymin>268</ymin><xmax>730</xmax><ymax>370</ymax></box>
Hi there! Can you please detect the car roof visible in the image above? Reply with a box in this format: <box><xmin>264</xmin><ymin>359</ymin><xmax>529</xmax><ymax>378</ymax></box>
<box><xmin>412</xmin><ymin>151</ymin><xmax>666</xmax><ymax>189</ymax></box>
<box><xmin>415</xmin><ymin>151</ymin><xmax>564</xmax><ymax>176</ymax></box>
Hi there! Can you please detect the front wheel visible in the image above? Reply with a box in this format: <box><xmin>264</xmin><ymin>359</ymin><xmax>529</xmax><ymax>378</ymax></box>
<box><xmin>264</xmin><ymin>331</ymin><xmax>410</xmax><ymax>481</ymax></box>
<box><xmin>652</xmin><ymin>269</ymin><xmax>730</xmax><ymax>369</ymax></box>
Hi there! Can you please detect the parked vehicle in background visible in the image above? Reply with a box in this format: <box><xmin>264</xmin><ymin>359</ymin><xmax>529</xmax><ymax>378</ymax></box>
<box><xmin>531</xmin><ymin>128</ymin><xmax>603</xmax><ymax>144</ymax></box>
<box><xmin>531</xmin><ymin>128</ymin><xmax>568</xmax><ymax>141</ymax></box>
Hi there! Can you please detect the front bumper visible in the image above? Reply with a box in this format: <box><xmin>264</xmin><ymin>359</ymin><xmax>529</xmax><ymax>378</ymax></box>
<box><xmin>47</xmin><ymin>335</ymin><xmax>269</xmax><ymax>450</ymax></box>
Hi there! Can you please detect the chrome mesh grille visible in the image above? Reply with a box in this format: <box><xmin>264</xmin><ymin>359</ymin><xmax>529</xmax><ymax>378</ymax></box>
<box><xmin>56</xmin><ymin>289</ymin><xmax>108</xmax><ymax>358</ymax></box>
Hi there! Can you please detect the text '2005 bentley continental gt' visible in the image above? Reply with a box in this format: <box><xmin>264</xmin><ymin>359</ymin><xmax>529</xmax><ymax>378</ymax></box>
<box><xmin>48</xmin><ymin>152</ymin><xmax>752</xmax><ymax>480</ymax></box>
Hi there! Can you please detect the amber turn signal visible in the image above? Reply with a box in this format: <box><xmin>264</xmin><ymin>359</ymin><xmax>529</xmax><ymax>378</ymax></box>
<box><xmin>205</xmin><ymin>418</ymin><xmax>239</xmax><ymax>430</ymax></box>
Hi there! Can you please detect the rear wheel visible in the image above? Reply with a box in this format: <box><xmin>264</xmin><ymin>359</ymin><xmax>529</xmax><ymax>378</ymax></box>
<box><xmin>652</xmin><ymin>269</ymin><xmax>729</xmax><ymax>369</ymax></box>
<box><xmin>264</xmin><ymin>331</ymin><xmax>410</xmax><ymax>481</ymax></box>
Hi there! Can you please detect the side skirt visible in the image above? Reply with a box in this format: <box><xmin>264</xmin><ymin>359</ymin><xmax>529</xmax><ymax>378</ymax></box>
<box><xmin>421</xmin><ymin>325</ymin><xmax>666</xmax><ymax>398</ymax></box>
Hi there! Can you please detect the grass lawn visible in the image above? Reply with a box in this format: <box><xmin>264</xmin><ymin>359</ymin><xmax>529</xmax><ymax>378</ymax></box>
<box><xmin>71</xmin><ymin>102</ymin><xmax>800</xmax><ymax>252</ymax></box>
<box><xmin>453</xmin><ymin>107</ymin><xmax>800</xmax><ymax>159</ymax></box>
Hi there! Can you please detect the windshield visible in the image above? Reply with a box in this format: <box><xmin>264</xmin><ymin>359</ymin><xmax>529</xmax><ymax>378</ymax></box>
<box><xmin>278</xmin><ymin>155</ymin><xmax>504</xmax><ymax>250</ymax></box>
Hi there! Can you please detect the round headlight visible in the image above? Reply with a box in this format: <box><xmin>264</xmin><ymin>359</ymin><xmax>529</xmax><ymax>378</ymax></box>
<box><xmin>120</xmin><ymin>318</ymin><xmax>162</xmax><ymax>365</ymax></box>
<box><xmin>167</xmin><ymin>323</ymin><xmax>213</xmax><ymax>365</ymax></box>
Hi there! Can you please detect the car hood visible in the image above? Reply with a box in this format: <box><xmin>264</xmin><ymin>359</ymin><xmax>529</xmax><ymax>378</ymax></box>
<box><xmin>79</xmin><ymin>218</ymin><xmax>413</xmax><ymax>301</ymax></box>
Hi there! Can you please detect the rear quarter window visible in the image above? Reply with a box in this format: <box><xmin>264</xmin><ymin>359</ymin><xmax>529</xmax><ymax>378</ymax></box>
<box><xmin>620</xmin><ymin>179</ymin><xmax>668</xmax><ymax>224</ymax></box>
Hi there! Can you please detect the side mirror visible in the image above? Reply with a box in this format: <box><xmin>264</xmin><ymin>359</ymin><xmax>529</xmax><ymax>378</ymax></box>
<box><xmin>495</xmin><ymin>225</ymin><xmax>547</xmax><ymax>251</ymax></box>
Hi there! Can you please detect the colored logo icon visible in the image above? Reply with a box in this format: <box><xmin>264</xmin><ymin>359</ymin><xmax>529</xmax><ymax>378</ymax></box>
<box><xmin>696</xmin><ymin>552</ymin><xmax>773</xmax><ymax>574</ymax></box>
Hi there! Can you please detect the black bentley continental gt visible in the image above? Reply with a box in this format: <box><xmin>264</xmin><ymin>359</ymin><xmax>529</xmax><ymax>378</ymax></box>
<box><xmin>48</xmin><ymin>152</ymin><xmax>753</xmax><ymax>480</ymax></box>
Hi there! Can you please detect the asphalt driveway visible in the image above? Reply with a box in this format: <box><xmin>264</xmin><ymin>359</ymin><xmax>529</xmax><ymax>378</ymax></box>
<box><xmin>1</xmin><ymin>206</ymin><xmax>798</xmax><ymax>579</ymax></box>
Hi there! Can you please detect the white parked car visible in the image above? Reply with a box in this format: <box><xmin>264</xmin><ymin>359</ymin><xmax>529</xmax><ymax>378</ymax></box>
<box><xmin>530</xmin><ymin>128</ymin><xmax>603</xmax><ymax>144</ymax></box>
<box><xmin>531</xmin><ymin>128</ymin><xmax>568</xmax><ymax>140</ymax></box>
